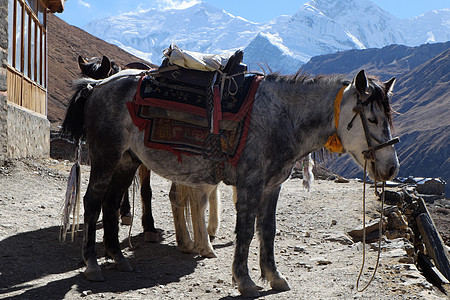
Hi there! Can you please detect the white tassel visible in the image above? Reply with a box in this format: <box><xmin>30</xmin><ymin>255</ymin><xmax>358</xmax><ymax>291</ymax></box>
<box><xmin>60</xmin><ymin>162</ymin><xmax>80</xmax><ymax>242</ymax></box>
<box><xmin>60</xmin><ymin>143</ymin><xmax>82</xmax><ymax>242</ymax></box>
<box><xmin>302</xmin><ymin>154</ymin><xmax>314</xmax><ymax>191</ymax></box>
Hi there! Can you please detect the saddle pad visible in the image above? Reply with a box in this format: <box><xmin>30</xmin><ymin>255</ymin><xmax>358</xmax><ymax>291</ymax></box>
<box><xmin>143</xmin><ymin>116</ymin><xmax>247</xmax><ymax>164</ymax></box>
<box><xmin>127</xmin><ymin>75</ymin><xmax>262</xmax><ymax>166</ymax></box>
<box><xmin>134</xmin><ymin>74</ymin><xmax>257</xmax><ymax>119</ymax></box>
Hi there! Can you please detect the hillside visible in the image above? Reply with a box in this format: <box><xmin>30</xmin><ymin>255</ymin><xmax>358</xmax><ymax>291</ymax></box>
<box><xmin>300</xmin><ymin>42</ymin><xmax>450</xmax><ymax>194</ymax></box>
<box><xmin>299</xmin><ymin>42</ymin><xmax>450</xmax><ymax>80</ymax></box>
<box><xmin>46</xmin><ymin>14</ymin><xmax>155</xmax><ymax>131</ymax></box>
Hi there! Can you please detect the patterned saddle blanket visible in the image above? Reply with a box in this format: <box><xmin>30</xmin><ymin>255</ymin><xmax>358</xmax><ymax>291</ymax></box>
<box><xmin>127</xmin><ymin>74</ymin><xmax>262</xmax><ymax>165</ymax></box>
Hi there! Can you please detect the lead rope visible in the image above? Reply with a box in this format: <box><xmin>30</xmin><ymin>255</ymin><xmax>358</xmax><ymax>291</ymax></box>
<box><xmin>127</xmin><ymin>174</ymin><xmax>138</xmax><ymax>249</ymax></box>
<box><xmin>356</xmin><ymin>160</ymin><xmax>385</xmax><ymax>292</ymax></box>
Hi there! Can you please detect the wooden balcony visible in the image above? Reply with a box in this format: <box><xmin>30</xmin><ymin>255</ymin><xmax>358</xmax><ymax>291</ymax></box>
<box><xmin>46</xmin><ymin>0</ymin><xmax>65</xmax><ymax>13</ymax></box>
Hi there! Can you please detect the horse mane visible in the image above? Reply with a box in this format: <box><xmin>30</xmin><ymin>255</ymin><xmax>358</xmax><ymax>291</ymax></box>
<box><xmin>265</xmin><ymin>72</ymin><xmax>348</xmax><ymax>86</ymax></box>
<box><xmin>366</xmin><ymin>76</ymin><xmax>394</xmax><ymax>126</ymax></box>
<box><xmin>266</xmin><ymin>72</ymin><xmax>394</xmax><ymax>126</ymax></box>
<box><xmin>61</xmin><ymin>78</ymin><xmax>99</xmax><ymax>141</ymax></box>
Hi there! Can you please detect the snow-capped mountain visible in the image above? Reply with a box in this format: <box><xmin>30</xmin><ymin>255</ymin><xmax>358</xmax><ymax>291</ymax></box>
<box><xmin>83</xmin><ymin>0</ymin><xmax>450</xmax><ymax>73</ymax></box>
<box><xmin>84</xmin><ymin>2</ymin><xmax>260</xmax><ymax>64</ymax></box>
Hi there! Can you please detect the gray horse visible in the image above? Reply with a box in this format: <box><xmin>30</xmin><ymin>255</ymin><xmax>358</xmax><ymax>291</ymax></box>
<box><xmin>63</xmin><ymin>68</ymin><xmax>399</xmax><ymax>297</ymax></box>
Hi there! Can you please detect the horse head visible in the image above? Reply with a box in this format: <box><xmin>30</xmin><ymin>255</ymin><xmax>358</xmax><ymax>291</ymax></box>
<box><xmin>78</xmin><ymin>55</ymin><xmax>120</xmax><ymax>79</ymax></box>
<box><xmin>338</xmin><ymin>70</ymin><xmax>399</xmax><ymax>181</ymax></box>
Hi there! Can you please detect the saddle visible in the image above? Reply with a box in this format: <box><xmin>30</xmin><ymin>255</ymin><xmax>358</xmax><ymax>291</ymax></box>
<box><xmin>154</xmin><ymin>44</ymin><xmax>247</xmax><ymax>90</ymax></box>
<box><xmin>127</xmin><ymin>45</ymin><xmax>262</xmax><ymax>175</ymax></box>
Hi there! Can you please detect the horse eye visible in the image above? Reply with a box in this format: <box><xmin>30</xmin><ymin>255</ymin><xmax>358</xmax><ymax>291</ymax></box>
<box><xmin>368</xmin><ymin>117</ymin><xmax>378</xmax><ymax>124</ymax></box>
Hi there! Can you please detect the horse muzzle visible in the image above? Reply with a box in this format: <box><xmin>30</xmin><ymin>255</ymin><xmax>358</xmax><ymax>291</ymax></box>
<box><xmin>363</xmin><ymin>137</ymin><xmax>400</xmax><ymax>181</ymax></box>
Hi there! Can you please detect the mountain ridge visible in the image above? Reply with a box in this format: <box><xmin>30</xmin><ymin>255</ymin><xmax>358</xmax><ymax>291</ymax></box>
<box><xmin>82</xmin><ymin>0</ymin><xmax>450</xmax><ymax>73</ymax></box>
<box><xmin>300</xmin><ymin>42</ymin><xmax>450</xmax><ymax>194</ymax></box>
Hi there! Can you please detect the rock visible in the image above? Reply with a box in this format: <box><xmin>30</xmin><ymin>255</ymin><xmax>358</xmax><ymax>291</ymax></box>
<box><xmin>334</xmin><ymin>176</ymin><xmax>349</xmax><ymax>183</ymax></box>
<box><xmin>348</xmin><ymin>219</ymin><xmax>386</xmax><ymax>242</ymax></box>
<box><xmin>312</xmin><ymin>257</ymin><xmax>332</xmax><ymax>265</ymax></box>
<box><xmin>294</xmin><ymin>245</ymin><xmax>306</xmax><ymax>252</ymax></box>
<box><xmin>371</xmin><ymin>238</ymin><xmax>412</xmax><ymax>251</ymax></box>
<box><xmin>386</xmin><ymin>210</ymin><xmax>408</xmax><ymax>231</ymax></box>
<box><xmin>399</xmin><ymin>256</ymin><xmax>414</xmax><ymax>263</ymax></box>
<box><xmin>381</xmin><ymin>248</ymin><xmax>408</xmax><ymax>259</ymax></box>
<box><xmin>417</xmin><ymin>194</ymin><xmax>444</xmax><ymax>204</ymax></box>
<box><xmin>415</xmin><ymin>178</ymin><xmax>445</xmax><ymax>195</ymax></box>
<box><xmin>381</xmin><ymin>190</ymin><xmax>404</xmax><ymax>205</ymax></box>
<box><xmin>81</xmin><ymin>290</ymin><xmax>92</xmax><ymax>297</ymax></box>
<box><xmin>323</xmin><ymin>232</ymin><xmax>353</xmax><ymax>245</ymax></box>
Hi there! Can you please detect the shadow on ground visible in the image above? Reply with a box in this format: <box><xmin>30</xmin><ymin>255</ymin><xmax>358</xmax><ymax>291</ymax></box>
<box><xmin>0</xmin><ymin>225</ymin><xmax>198</xmax><ymax>299</ymax></box>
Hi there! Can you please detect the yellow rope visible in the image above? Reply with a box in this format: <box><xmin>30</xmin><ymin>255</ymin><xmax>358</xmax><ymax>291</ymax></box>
<box><xmin>356</xmin><ymin>161</ymin><xmax>385</xmax><ymax>292</ymax></box>
<box><xmin>127</xmin><ymin>175</ymin><xmax>137</xmax><ymax>249</ymax></box>
<box><xmin>324</xmin><ymin>86</ymin><xmax>346</xmax><ymax>153</ymax></box>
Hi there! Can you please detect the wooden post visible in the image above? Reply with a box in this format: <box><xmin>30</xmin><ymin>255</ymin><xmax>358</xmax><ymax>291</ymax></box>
<box><xmin>415</xmin><ymin>196</ymin><xmax>450</xmax><ymax>281</ymax></box>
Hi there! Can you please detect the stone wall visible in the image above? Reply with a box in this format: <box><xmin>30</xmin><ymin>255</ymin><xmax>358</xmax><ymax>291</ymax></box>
<box><xmin>7</xmin><ymin>104</ymin><xmax>50</xmax><ymax>158</ymax></box>
<box><xmin>0</xmin><ymin>0</ymin><xmax>50</xmax><ymax>160</ymax></box>
<box><xmin>0</xmin><ymin>94</ymin><xmax>7</xmax><ymax>161</ymax></box>
<box><xmin>0</xmin><ymin>0</ymin><xmax>8</xmax><ymax>161</ymax></box>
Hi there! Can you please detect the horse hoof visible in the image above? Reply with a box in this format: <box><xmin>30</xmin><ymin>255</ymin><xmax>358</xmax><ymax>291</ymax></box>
<box><xmin>199</xmin><ymin>248</ymin><xmax>217</xmax><ymax>258</ymax></box>
<box><xmin>178</xmin><ymin>241</ymin><xmax>196</xmax><ymax>254</ymax></box>
<box><xmin>239</xmin><ymin>284</ymin><xmax>260</xmax><ymax>298</ymax></box>
<box><xmin>121</xmin><ymin>214</ymin><xmax>132</xmax><ymax>226</ymax></box>
<box><xmin>115</xmin><ymin>258</ymin><xmax>133</xmax><ymax>272</ymax></box>
<box><xmin>234</xmin><ymin>276</ymin><xmax>260</xmax><ymax>298</ymax></box>
<box><xmin>270</xmin><ymin>276</ymin><xmax>290</xmax><ymax>291</ymax></box>
<box><xmin>144</xmin><ymin>231</ymin><xmax>162</xmax><ymax>243</ymax></box>
<box><xmin>84</xmin><ymin>266</ymin><xmax>104</xmax><ymax>282</ymax></box>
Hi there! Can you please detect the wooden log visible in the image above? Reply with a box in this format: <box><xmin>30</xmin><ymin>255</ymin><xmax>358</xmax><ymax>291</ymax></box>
<box><xmin>416</xmin><ymin>212</ymin><xmax>450</xmax><ymax>281</ymax></box>
<box><xmin>417</xmin><ymin>253</ymin><xmax>450</xmax><ymax>286</ymax></box>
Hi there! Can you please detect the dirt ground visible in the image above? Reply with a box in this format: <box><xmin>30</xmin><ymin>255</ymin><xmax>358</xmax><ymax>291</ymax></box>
<box><xmin>0</xmin><ymin>158</ymin><xmax>447</xmax><ymax>299</ymax></box>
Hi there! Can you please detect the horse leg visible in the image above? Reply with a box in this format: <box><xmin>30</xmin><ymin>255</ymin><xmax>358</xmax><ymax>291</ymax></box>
<box><xmin>119</xmin><ymin>191</ymin><xmax>132</xmax><ymax>225</ymax></box>
<box><xmin>82</xmin><ymin>158</ymin><xmax>120</xmax><ymax>281</ymax></box>
<box><xmin>232</xmin><ymin>184</ymin><xmax>262</xmax><ymax>297</ymax></box>
<box><xmin>101</xmin><ymin>154</ymin><xmax>139</xmax><ymax>272</ymax></box>
<box><xmin>169</xmin><ymin>183</ymin><xmax>195</xmax><ymax>253</ymax></box>
<box><xmin>257</xmin><ymin>186</ymin><xmax>290</xmax><ymax>292</ymax></box>
<box><xmin>207</xmin><ymin>185</ymin><xmax>220</xmax><ymax>242</ymax></box>
<box><xmin>139</xmin><ymin>165</ymin><xmax>161</xmax><ymax>242</ymax></box>
<box><xmin>189</xmin><ymin>185</ymin><xmax>216</xmax><ymax>258</ymax></box>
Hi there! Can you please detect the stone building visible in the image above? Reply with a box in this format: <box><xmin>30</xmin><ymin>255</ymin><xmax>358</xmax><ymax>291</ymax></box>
<box><xmin>0</xmin><ymin>0</ymin><xmax>64</xmax><ymax>161</ymax></box>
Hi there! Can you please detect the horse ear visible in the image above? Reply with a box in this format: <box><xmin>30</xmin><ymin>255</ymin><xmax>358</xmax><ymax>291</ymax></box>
<box><xmin>354</xmin><ymin>70</ymin><xmax>368</xmax><ymax>96</ymax></box>
<box><xmin>99</xmin><ymin>56</ymin><xmax>112</xmax><ymax>77</ymax></box>
<box><xmin>110</xmin><ymin>61</ymin><xmax>121</xmax><ymax>73</ymax></box>
<box><xmin>78</xmin><ymin>56</ymin><xmax>87</xmax><ymax>71</ymax></box>
<box><xmin>353</xmin><ymin>70</ymin><xmax>368</xmax><ymax>96</ymax></box>
<box><xmin>384</xmin><ymin>77</ymin><xmax>396</xmax><ymax>94</ymax></box>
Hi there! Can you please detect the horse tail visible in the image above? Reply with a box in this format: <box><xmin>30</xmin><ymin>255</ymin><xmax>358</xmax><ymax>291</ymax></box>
<box><xmin>61</xmin><ymin>78</ymin><xmax>99</xmax><ymax>141</ymax></box>
<box><xmin>207</xmin><ymin>185</ymin><xmax>220</xmax><ymax>239</ymax></box>
<box><xmin>178</xmin><ymin>185</ymin><xmax>193</xmax><ymax>232</ymax></box>
<box><xmin>302</xmin><ymin>154</ymin><xmax>314</xmax><ymax>191</ymax></box>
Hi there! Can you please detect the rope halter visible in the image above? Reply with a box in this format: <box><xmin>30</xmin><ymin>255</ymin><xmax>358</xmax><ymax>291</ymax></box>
<box><xmin>325</xmin><ymin>83</ymin><xmax>401</xmax><ymax>291</ymax></box>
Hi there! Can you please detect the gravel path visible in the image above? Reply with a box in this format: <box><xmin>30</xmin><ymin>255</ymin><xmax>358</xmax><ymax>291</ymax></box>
<box><xmin>0</xmin><ymin>158</ymin><xmax>446</xmax><ymax>299</ymax></box>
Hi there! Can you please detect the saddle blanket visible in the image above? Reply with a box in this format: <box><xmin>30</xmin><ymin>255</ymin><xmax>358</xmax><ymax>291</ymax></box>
<box><xmin>127</xmin><ymin>74</ymin><xmax>262</xmax><ymax>166</ymax></box>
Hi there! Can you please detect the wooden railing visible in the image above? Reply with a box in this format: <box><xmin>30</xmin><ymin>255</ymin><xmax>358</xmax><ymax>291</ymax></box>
<box><xmin>7</xmin><ymin>66</ymin><xmax>46</xmax><ymax>115</ymax></box>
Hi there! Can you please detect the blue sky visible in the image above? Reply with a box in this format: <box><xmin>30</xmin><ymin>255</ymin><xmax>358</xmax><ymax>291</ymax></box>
<box><xmin>59</xmin><ymin>0</ymin><xmax>450</xmax><ymax>28</ymax></box>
